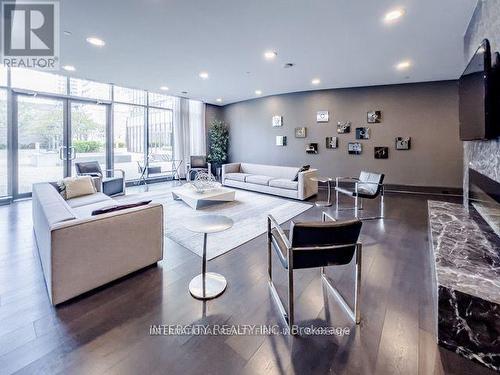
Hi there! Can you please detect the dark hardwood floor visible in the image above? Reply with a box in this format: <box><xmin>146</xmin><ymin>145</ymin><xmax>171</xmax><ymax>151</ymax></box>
<box><xmin>0</xmin><ymin>184</ymin><xmax>496</xmax><ymax>375</ymax></box>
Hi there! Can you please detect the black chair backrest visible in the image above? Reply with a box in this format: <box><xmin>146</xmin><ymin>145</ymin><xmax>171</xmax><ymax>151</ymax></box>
<box><xmin>75</xmin><ymin>161</ymin><xmax>102</xmax><ymax>176</ymax></box>
<box><xmin>289</xmin><ymin>219</ymin><xmax>362</xmax><ymax>269</ymax></box>
<box><xmin>358</xmin><ymin>171</ymin><xmax>385</xmax><ymax>196</ymax></box>
<box><xmin>190</xmin><ymin>155</ymin><xmax>207</xmax><ymax>168</ymax></box>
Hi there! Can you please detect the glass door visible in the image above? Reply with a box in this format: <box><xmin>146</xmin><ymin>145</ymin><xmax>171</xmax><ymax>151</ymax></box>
<box><xmin>0</xmin><ymin>89</ymin><xmax>7</xmax><ymax>198</ymax></box>
<box><xmin>15</xmin><ymin>95</ymin><xmax>66</xmax><ymax>196</ymax></box>
<box><xmin>69</xmin><ymin>101</ymin><xmax>108</xmax><ymax>176</ymax></box>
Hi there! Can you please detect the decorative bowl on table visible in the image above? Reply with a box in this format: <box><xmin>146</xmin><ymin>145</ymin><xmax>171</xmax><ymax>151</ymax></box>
<box><xmin>189</xmin><ymin>171</ymin><xmax>220</xmax><ymax>193</ymax></box>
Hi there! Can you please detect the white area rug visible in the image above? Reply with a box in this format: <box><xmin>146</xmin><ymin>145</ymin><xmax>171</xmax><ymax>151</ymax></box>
<box><xmin>121</xmin><ymin>187</ymin><xmax>312</xmax><ymax>260</ymax></box>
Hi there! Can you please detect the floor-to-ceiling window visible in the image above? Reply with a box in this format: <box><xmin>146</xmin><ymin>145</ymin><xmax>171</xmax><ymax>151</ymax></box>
<box><xmin>0</xmin><ymin>89</ymin><xmax>7</xmax><ymax>197</ymax></box>
<box><xmin>16</xmin><ymin>96</ymin><xmax>65</xmax><ymax>194</ymax></box>
<box><xmin>113</xmin><ymin>104</ymin><xmax>145</xmax><ymax>181</ymax></box>
<box><xmin>0</xmin><ymin>66</ymin><xmax>178</xmax><ymax>199</ymax></box>
<box><xmin>70</xmin><ymin>102</ymin><xmax>108</xmax><ymax>175</ymax></box>
<box><xmin>148</xmin><ymin>107</ymin><xmax>173</xmax><ymax>158</ymax></box>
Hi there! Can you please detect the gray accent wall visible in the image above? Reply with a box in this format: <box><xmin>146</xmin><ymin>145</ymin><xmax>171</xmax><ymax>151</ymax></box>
<box><xmin>463</xmin><ymin>0</ymin><xmax>500</xmax><ymax>197</ymax></box>
<box><xmin>215</xmin><ymin>81</ymin><xmax>462</xmax><ymax>188</ymax></box>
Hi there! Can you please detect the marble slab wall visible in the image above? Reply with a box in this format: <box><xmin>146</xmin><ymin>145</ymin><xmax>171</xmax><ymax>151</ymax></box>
<box><xmin>428</xmin><ymin>200</ymin><xmax>500</xmax><ymax>371</ymax></box>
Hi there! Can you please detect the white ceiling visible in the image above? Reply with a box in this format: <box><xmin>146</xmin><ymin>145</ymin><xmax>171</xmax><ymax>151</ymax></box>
<box><xmin>60</xmin><ymin>0</ymin><xmax>478</xmax><ymax>105</ymax></box>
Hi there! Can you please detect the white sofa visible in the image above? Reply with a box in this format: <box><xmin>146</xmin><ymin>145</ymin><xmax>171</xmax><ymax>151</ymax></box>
<box><xmin>32</xmin><ymin>182</ymin><xmax>164</xmax><ymax>305</ymax></box>
<box><xmin>222</xmin><ymin>162</ymin><xmax>318</xmax><ymax>200</ymax></box>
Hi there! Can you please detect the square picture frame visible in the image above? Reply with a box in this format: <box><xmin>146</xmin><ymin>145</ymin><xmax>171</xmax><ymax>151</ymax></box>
<box><xmin>272</xmin><ymin>115</ymin><xmax>283</xmax><ymax>127</ymax></box>
<box><xmin>326</xmin><ymin>137</ymin><xmax>338</xmax><ymax>149</ymax></box>
<box><xmin>337</xmin><ymin>121</ymin><xmax>351</xmax><ymax>134</ymax></box>
<box><xmin>355</xmin><ymin>127</ymin><xmax>370</xmax><ymax>140</ymax></box>
<box><xmin>306</xmin><ymin>143</ymin><xmax>318</xmax><ymax>154</ymax></box>
<box><xmin>374</xmin><ymin>146</ymin><xmax>389</xmax><ymax>159</ymax></box>
<box><xmin>367</xmin><ymin>111</ymin><xmax>381</xmax><ymax>123</ymax></box>
<box><xmin>316</xmin><ymin>111</ymin><xmax>329</xmax><ymax>123</ymax></box>
<box><xmin>295</xmin><ymin>127</ymin><xmax>307</xmax><ymax>138</ymax></box>
<box><xmin>348</xmin><ymin>142</ymin><xmax>362</xmax><ymax>155</ymax></box>
<box><xmin>276</xmin><ymin>135</ymin><xmax>287</xmax><ymax>146</ymax></box>
<box><xmin>395</xmin><ymin>137</ymin><xmax>411</xmax><ymax>150</ymax></box>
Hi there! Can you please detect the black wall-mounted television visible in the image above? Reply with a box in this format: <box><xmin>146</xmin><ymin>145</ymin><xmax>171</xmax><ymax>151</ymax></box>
<box><xmin>459</xmin><ymin>39</ymin><xmax>498</xmax><ymax>140</ymax></box>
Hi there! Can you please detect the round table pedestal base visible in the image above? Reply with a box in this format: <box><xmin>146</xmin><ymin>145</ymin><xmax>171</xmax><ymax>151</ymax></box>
<box><xmin>315</xmin><ymin>200</ymin><xmax>332</xmax><ymax>207</ymax></box>
<box><xmin>189</xmin><ymin>272</ymin><xmax>227</xmax><ymax>300</ymax></box>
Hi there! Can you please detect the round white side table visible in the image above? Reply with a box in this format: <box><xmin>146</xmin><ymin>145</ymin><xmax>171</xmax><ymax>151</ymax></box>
<box><xmin>183</xmin><ymin>214</ymin><xmax>233</xmax><ymax>299</ymax></box>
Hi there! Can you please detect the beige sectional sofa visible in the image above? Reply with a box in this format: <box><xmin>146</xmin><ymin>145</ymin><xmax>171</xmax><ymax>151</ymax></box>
<box><xmin>32</xmin><ymin>182</ymin><xmax>164</xmax><ymax>305</ymax></box>
<box><xmin>222</xmin><ymin>162</ymin><xmax>318</xmax><ymax>200</ymax></box>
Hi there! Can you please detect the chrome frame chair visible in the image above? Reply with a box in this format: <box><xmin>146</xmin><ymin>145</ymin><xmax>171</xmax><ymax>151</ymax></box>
<box><xmin>267</xmin><ymin>212</ymin><xmax>363</xmax><ymax>333</ymax></box>
<box><xmin>186</xmin><ymin>155</ymin><xmax>212</xmax><ymax>181</ymax></box>
<box><xmin>75</xmin><ymin>161</ymin><xmax>126</xmax><ymax>197</ymax></box>
<box><xmin>334</xmin><ymin>172</ymin><xmax>385</xmax><ymax>220</ymax></box>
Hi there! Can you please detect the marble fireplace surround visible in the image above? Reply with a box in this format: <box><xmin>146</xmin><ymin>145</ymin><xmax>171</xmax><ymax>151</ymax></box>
<box><xmin>428</xmin><ymin>200</ymin><xmax>500</xmax><ymax>371</ymax></box>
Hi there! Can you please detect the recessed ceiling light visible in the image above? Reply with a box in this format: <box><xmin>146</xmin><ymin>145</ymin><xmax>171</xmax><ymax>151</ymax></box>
<box><xmin>199</xmin><ymin>71</ymin><xmax>209</xmax><ymax>79</ymax></box>
<box><xmin>311</xmin><ymin>78</ymin><xmax>321</xmax><ymax>85</ymax></box>
<box><xmin>62</xmin><ymin>65</ymin><xmax>76</xmax><ymax>72</ymax></box>
<box><xmin>264</xmin><ymin>51</ymin><xmax>277</xmax><ymax>60</ymax></box>
<box><xmin>384</xmin><ymin>8</ymin><xmax>405</xmax><ymax>23</ymax></box>
<box><xmin>216</xmin><ymin>98</ymin><xmax>222</xmax><ymax>102</ymax></box>
<box><xmin>255</xmin><ymin>90</ymin><xmax>262</xmax><ymax>95</ymax></box>
<box><xmin>159</xmin><ymin>86</ymin><xmax>169</xmax><ymax>91</ymax></box>
<box><xmin>396</xmin><ymin>60</ymin><xmax>412</xmax><ymax>70</ymax></box>
<box><xmin>86</xmin><ymin>37</ymin><xmax>105</xmax><ymax>47</ymax></box>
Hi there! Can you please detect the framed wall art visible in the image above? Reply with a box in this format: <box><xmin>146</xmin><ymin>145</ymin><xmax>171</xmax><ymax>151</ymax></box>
<box><xmin>374</xmin><ymin>146</ymin><xmax>389</xmax><ymax>159</ymax></box>
<box><xmin>337</xmin><ymin>121</ymin><xmax>351</xmax><ymax>133</ymax></box>
<box><xmin>306</xmin><ymin>143</ymin><xmax>318</xmax><ymax>154</ymax></box>
<box><xmin>348</xmin><ymin>142</ymin><xmax>362</xmax><ymax>155</ymax></box>
<box><xmin>272</xmin><ymin>115</ymin><xmax>283</xmax><ymax>127</ymax></box>
<box><xmin>316</xmin><ymin>111</ymin><xmax>329</xmax><ymax>122</ymax></box>
<box><xmin>326</xmin><ymin>137</ymin><xmax>338</xmax><ymax>149</ymax></box>
<box><xmin>355</xmin><ymin>127</ymin><xmax>370</xmax><ymax>140</ymax></box>
<box><xmin>395</xmin><ymin>137</ymin><xmax>411</xmax><ymax>150</ymax></box>
<box><xmin>276</xmin><ymin>135</ymin><xmax>287</xmax><ymax>146</ymax></box>
<box><xmin>367</xmin><ymin>111</ymin><xmax>381</xmax><ymax>123</ymax></box>
<box><xmin>295</xmin><ymin>127</ymin><xmax>307</xmax><ymax>138</ymax></box>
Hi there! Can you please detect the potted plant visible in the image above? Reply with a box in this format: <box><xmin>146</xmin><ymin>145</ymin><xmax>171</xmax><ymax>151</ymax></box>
<box><xmin>207</xmin><ymin>119</ymin><xmax>229</xmax><ymax>181</ymax></box>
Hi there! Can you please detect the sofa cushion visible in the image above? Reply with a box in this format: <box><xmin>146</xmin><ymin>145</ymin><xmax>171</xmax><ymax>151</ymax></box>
<box><xmin>293</xmin><ymin>165</ymin><xmax>310</xmax><ymax>182</ymax></box>
<box><xmin>61</xmin><ymin>176</ymin><xmax>96</xmax><ymax>199</ymax></box>
<box><xmin>66</xmin><ymin>192</ymin><xmax>114</xmax><ymax>208</ymax></box>
<box><xmin>225</xmin><ymin>173</ymin><xmax>250</xmax><ymax>182</ymax></box>
<box><xmin>72</xmin><ymin>200</ymin><xmax>117</xmax><ymax>218</ymax></box>
<box><xmin>269</xmin><ymin>178</ymin><xmax>299</xmax><ymax>191</ymax></box>
<box><xmin>245</xmin><ymin>175</ymin><xmax>274</xmax><ymax>186</ymax></box>
<box><xmin>240</xmin><ymin>163</ymin><xmax>299</xmax><ymax>180</ymax></box>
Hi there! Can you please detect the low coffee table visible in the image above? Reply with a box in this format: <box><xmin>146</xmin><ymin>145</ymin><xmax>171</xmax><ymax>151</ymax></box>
<box><xmin>172</xmin><ymin>185</ymin><xmax>236</xmax><ymax>209</ymax></box>
<box><xmin>183</xmin><ymin>214</ymin><xmax>234</xmax><ymax>300</ymax></box>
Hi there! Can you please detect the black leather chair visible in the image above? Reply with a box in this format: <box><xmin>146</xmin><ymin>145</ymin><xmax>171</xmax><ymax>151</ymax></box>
<box><xmin>187</xmin><ymin>155</ymin><xmax>211</xmax><ymax>181</ymax></box>
<box><xmin>334</xmin><ymin>171</ymin><xmax>385</xmax><ymax>219</ymax></box>
<box><xmin>75</xmin><ymin>161</ymin><xmax>125</xmax><ymax>197</ymax></box>
<box><xmin>267</xmin><ymin>212</ymin><xmax>363</xmax><ymax>331</ymax></box>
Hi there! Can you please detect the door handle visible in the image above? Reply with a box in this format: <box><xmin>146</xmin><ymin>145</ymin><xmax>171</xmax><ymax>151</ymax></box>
<box><xmin>69</xmin><ymin>146</ymin><xmax>76</xmax><ymax>160</ymax></box>
<box><xmin>59</xmin><ymin>146</ymin><xmax>67</xmax><ymax>160</ymax></box>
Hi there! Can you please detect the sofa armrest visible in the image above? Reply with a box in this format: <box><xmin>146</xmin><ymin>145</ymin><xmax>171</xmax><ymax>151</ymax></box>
<box><xmin>48</xmin><ymin>203</ymin><xmax>164</xmax><ymax>305</ymax></box>
<box><xmin>298</xmin><ymin>169</ymin><xmax>318</xmax><ymax>200</ymax></box>
<box><xmin>222</xmin><ymin>163</ymin><xmax>241</xmax><ymax>184</ymax></box>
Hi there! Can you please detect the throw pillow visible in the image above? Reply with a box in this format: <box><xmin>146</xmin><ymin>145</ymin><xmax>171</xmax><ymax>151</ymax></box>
<box><xmin>91</xmin><ymin>200</ymin><xmax>152</xmax><ymax>216</ymax></box>
<box><xmin>63</xmin><ymin>176</ymin><xmax>97</xmax><ymax>199</ymax></box>
<box><xmin>293</xmin><ymin>165</ymin><xmax>310</xmax><ymax>181</ymax></box>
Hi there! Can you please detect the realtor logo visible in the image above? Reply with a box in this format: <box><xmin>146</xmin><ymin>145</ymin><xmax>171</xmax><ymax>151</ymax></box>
<box><xmin>1</xmin><ymin>1</ymin><xmax>59</xmax><ymax>69</ymax></box>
